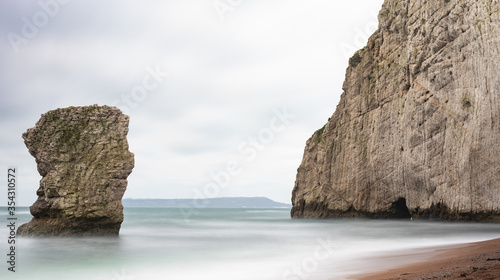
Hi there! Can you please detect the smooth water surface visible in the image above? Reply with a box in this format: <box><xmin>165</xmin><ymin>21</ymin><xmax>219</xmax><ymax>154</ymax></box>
<box><xmin>1</xmin><ymin>207</ymin><xmax>499</xmax><ymax>280</ymax></box>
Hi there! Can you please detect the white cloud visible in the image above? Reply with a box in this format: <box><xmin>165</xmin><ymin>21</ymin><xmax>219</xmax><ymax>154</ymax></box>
<box><xmin>0</xmin><ymin>0</ymin><xmax>384</xmax><ymax>206</ymax></box>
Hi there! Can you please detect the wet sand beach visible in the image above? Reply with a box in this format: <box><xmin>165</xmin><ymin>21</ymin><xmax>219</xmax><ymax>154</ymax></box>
<box><xmin>356</xmin><ymin>238</ymin><xmax>500</xmax><ymax>280</ymax></box>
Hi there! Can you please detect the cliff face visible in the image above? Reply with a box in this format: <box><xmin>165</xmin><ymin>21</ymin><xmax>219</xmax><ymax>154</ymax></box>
<box><xmin>292</xmin><ymin>0</ymin><xmax>500</xmax><ymax>221</ymax></box>
<box><xmin>18</xmin><ymin>105</ymin><xmax>134</xmax><ymax>236</ymax></box>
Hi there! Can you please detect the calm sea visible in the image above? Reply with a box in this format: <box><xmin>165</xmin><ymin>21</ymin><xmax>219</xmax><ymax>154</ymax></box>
<box><xmin>1</xmin><ymin>207</ymin><xmax>500</xmax><ymax>280</ymax></box>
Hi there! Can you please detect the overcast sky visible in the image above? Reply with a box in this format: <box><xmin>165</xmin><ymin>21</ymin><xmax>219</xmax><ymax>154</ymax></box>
<box><xmin>0</xmin><ymin>0</ymin><xmax>384</xmax><ymax>206</ymax></box>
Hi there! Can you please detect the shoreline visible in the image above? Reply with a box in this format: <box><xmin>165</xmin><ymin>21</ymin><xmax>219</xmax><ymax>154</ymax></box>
<box><xmin>353</xmin><ymin>238</ymin><xmax>500</xmax><ymax>280</ymax></box>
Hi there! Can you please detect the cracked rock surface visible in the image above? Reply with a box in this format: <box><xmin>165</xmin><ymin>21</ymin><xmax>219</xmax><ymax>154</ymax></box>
<box><xmin>18</xmin><ymin>105</ymin><xmax>134</xmax><ymax>236</ymax></box>
<box><xmin>292</xmin><ymin>0</ymin><xmax>500</xmax><ymax>221</ymax></box>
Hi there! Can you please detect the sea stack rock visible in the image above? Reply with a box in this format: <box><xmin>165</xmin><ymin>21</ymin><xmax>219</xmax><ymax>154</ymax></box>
<box><xmin>292</xmin><ymin>0</ymin><xmax>500</xmax><ymax>222</ymax></box>
<box><xmin>18</xmin><ymin>105</ymin><xmax>134</xmax><ymax>236</ymax></box>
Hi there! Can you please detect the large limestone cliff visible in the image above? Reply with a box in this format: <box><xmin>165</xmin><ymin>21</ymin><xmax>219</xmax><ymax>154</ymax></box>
<box><xmin>18</xmin><ymin>105</ymin><xmax>134</xmax><ymax>236</ymax></box>
<box><xmin>292</xmin><ymin>0</ymin><xmax>500</xmax><ymax>221</ymax></box>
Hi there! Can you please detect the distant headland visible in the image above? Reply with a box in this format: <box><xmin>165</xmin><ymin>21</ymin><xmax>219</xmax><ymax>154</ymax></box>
<box><xmin>123</xmin><ymin>197</ymin><xmax>291</xmax><ymax>208</ymax></box>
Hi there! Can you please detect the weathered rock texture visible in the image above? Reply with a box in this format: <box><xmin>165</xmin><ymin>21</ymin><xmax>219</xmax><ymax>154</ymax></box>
<box><xmin>18</xmin><ymin>105</ymin><xmax>134</xmax><ymax>236</ymax></box>
<box><xmin>292</xmin><ymin>0</ymin><xmax>500</xmax><ymax>222</ymax></box>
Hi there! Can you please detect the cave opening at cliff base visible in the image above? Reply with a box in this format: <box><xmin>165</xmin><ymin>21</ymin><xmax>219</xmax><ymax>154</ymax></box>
<box><xmin>390</xmin><ymin>197</ymin><xmax>412</xmax><ymax>219</ymax></box>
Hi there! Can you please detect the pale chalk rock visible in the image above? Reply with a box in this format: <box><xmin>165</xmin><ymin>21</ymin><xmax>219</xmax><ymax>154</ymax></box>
<box><xmin>292</xmin><ymin>0</ymin><xmax>500</xmax><ymax>222</ymax></box>
<box><xmin>18</xmin><ymin>105</ymin><xmax>134</xmax><ymax>236</ymax></box>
